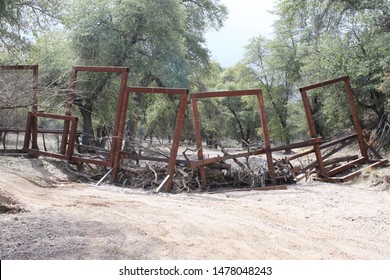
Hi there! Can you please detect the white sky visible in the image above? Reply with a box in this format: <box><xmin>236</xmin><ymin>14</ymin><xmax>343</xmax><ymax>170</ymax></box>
<box><xmin>205</xmin><ymin>0</ymin><xmax>277</xmax><ymax>67</ymax></box>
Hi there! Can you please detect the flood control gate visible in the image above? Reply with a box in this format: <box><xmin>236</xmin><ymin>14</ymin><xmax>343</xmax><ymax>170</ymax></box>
<box><xmin>4</xmin><ymin>63</ymin><xmax>388</xmax><ymax>190</ymax></box>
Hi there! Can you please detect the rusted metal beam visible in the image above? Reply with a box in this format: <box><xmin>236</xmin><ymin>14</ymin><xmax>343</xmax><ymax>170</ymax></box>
<box><xmin>67</xmin><ymin>117</ymin><xmax>78</xmax><ymax>159</ymax></box>
<box><xmin>0</xmin><ymin>127</ymin><xmax>81</xmax><ymax>134</ymax></box>
<box><xmin>298</xmin><ymin>138</ymin><xmax>356</xmax><ymax>174</ymax></box>
<box><xmin>23</xmin><ymin>112</ymin><xmax>34</xmax><ymax>152</ymax></box>
<box><xmin>256</xmin><ymin>90</ymin><xmax>276</xmax><ymax>184</ymax></box>
<box><xmin>32</xmin><ymin>65</ymin><xmax>39</xmax><ymax>114</ymax></box>
<box><xmin>299</xmin><ymin>76</ymin><xmax>348</xmax><ymax>91</ymax></box>
<box><xmin>287</xmin><ymin>134</ymin><xmax>356</xmax><ymax>161</ymax></box>
<box><xmin>127</xmin><ymin>87</ymin><xmax>188</xmax><ymax>95</ymax></box>
<box><xmin>325</xmin><ymin>157</ymin><xmax>366</xmax><ymax>177</ymax></box>
<box><xmin>121</xmin><ymin>152</ymin><xmax>189</xmax><ymax>165</ymax></box>
<box><xmin>344</xmin><ymin>78</ymin><xmax>368</xmax><ymax>161</ymax></box>
<box><xmin>299</xmin><ymin>88</ymin><xmax>326</xmax><ymax>176</ymax></box>
<box><xmin>72</xmin><ymin>66</ymin><xmax>129</xmax><ymax>73</ymax></box>
<box><xmin>62</xmin><ymin>68</ymin><xmax>78</xmax><ymax>154</ymax></box>
<box><xmin>163</xmin><ymin>90</ymin><xmax>189</xmax><ymax>192</ymax></box>
<box><xmin>111</xmin><ymin>70</ymin><xmax>129</xmax><ymax>182</ymax></box>
<box><xmin>0</xmin><ymin>65</ymin><xmax>38</xmax><ymax>71</ymax></box>
<box><xmin>339</xmin><ymin>159</ymin><xmax>388</xmax><ymax>181</ymax></box>
<box><xmin>31</xmin><ymin>65</ymin><xmax>39</xmax><ymax>150</ymax></box>
<box><xmin>270</xmin><ymin>138</ymin><xmax>323</xmax><ymax>152</ymax></box>
<box><xmin>191</xmin><ymin>96</ymin><xmax>207</xmax><ymax>189</ymax></box>
<box><xmin>187</xmin><ymin>138</ymin><xmax>323</xmax><ymax>169</ymax></box>
<box><xmin>191</xmin><ymin>89</ymin><xmax>260</xmax><ymax>99</ymax></box>
<box><xmin>316</xmin><ymin>159</ymin><xmax>389</xmax><ymax>183</ymax></box>
<box><xmin>31</xmin><ymin>112</ymin><xmax>78</xmax><ymax>121</ymax></box>
<box><xmin>26</xmin><ymin>149</ymin><xmax>70</xmax><ymax>160</ymax></box>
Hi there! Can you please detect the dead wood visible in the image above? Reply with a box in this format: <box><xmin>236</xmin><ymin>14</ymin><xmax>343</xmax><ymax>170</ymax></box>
<box><xmin>322</xmin><ymin>155</ymin><xmax>358</xmax><ymax>166</ymax></box>
<box><xmin>218</xmin><ymin>142</ymin><xmax>246</xmax><ymax>170</ymax></box>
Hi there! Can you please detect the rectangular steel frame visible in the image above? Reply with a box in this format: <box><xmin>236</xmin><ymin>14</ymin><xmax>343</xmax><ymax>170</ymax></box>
<box><xmin>0</xmin><ymin>65</ymin><xmax>39</xmax><ymax>150</ymax></box>
<box><xmin>3</xmin><ymin>64</ymin><xmax>387</xmax><ymax>189</ymax></box>
<box><xmin>121</xmin><ymin>86</ymin><xmax>190</xmax><ymax>192</ymax></box>
<box><xmin>64</xmin><ymin>66</ymin><xmax>129</xmax><ymax>180</ymax></box>
<box><xmin>23</xmin><ymin>112</ymin><xmax>78</xmax><ymax>160</ymax></box>
<box><xmin>299</xmin><ymin>76</ymin><xmax>369</xmax><ymax>177</ymax></box>
<box><xmin>190</xmin><ymin>89</ymin><xmax>276</xmax><ymax>188</ymax></box>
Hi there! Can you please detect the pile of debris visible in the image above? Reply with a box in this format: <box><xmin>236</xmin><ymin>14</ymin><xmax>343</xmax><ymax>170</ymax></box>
<box><xmin>116</xmin><ymin>151</ymin><xmax>295</xmax><ymax>192</ymax></box>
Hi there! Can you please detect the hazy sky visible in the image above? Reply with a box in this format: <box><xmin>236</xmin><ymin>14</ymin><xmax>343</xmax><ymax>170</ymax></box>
<box><xmin>205</xmin><ymin>0</ymin><xmax>277</xmax><ymax>67</ymax></box>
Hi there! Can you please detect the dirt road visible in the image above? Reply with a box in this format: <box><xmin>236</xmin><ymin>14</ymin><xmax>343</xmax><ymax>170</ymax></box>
<box><xmin>1</xmin><ymin>156</ymin><xmax>390</xmax><ymax>259</ymax></box>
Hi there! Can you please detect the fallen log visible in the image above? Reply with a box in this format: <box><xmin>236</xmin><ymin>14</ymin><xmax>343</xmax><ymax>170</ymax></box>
<box><xmin>323</xmin><ymin>155</ymin><xmax>359</xmax><ymax>167</ymax></box>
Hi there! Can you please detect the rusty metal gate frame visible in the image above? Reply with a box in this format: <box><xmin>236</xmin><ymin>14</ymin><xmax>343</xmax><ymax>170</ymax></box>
<box><xmin>299</xmin><ymin>76</ymin><xmax>388</xmax><ymax>181</ymax></box>
<box><xmin>189</xmin><ymin>89</ymin><xmax>277</xmax><ymax>188</ymax></box>
<box><xmin>2</xmin><ymin>64</ymin><xmax>387</xmax><ymax>189</ymax></box>
<box><xmin>23</xmin><ymin>112</ymin><xmax>78</xmax><ymax>160</ymax></box>
<box><xmin>21</xmin><ymin>65</ymin><xmax>129</xmax><ymax>182</ymax></box>
<box><xmin>0</xmin><ymin>65</ymin><xmax>39</xmax><ymax>150</ymax></box>
<box><xmin>63</xmin><ymin>66</ymin><xmax>129</xmax><ymax>180</ymax></box>
<box><xmin>119</xmin><ymin>86</ymin><xmax>190</xmax><ymax>192</ymax></box>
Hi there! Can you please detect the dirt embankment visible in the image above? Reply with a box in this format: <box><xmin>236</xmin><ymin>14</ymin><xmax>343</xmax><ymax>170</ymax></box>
<box><xmin>1</xmin><ymin>156</ymin><xmax>390</xmax><ymax>259</ymax></box>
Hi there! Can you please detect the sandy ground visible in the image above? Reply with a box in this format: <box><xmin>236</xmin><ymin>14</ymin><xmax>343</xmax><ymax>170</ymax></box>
<box><xmin>0</xmin><ymin>155</ymin><xmax>390</xmax><ymax>260</ymax></box>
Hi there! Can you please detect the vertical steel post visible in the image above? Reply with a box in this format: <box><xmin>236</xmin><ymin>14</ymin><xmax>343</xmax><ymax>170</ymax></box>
<box><xmin>256</xmin><ymin>90</ymin><xmax>276</xmax><ymax>183</ymax></box>
<box><xmin>61</xmin><ymin>68</ymin><xmax>78</xmax><ymax>155</ymax></box>
<box><xmin>66</xmin><ymin>68</ymin><xmax>78</xmax><ymax>116</ymax></box>
<box><xmin>32</xmin><ymin>65</ymin><xmax>39</xmax><ymax>114</ymax></box>
<box><xmin>299</xmin><ymin>89</ymin><xmax>326</xmax><ymax>176</ymax></box>
<box><xmin>191</xmin><ymin>96</ymin><xmax>207</xmax><ymax>189</ymax></box>
<box><xmin>66</xmin><ymin>117</ymin><xmax>78</xmax><ymax>159</ymax></box>
<box><xmin>111</xmin><ymin>70</ymin><xmax>130</xmax><ymax>182</ymax></box>
<box><xmin>344</xmin><ymin>77</ymin><xmax>368</xmax><ymax>161</ymax></box>
<box><xmin>23</xmin><ymin>112</ymin><xmax>33</xmax><ymax>151</ymax></box>
<box><xmin>163</xmin><ymin>91</ymin><xmax>190</xmax><ymax>192</ymax></box>
<box><xmin>31</xmin><ymin>65</ymin><xmax>39</xmax><ymax>149</ymax></box>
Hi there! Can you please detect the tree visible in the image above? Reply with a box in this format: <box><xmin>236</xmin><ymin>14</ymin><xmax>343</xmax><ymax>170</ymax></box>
<box><xmin>0</xmin><ymin>0</ymin><xmax>63</xmax><ymax>59</ymax></box>
<box><xmin>189</xmin><ymin>62</ymin><xmax>262</xmax><ymax>147</ymax></box>
<box><xmin>273</xmin><ymin>0</ymin><xmax>390</xmax><ymax>130</ymax></box>
<box><xmin>64</xmin><ymin>0</ymin><xmax>227</xmax><ymax>145</ymax></box>
<box><xmin>243</xmin><ymin>36</ymin><xmax>298</xmax><ymax>145</ymax></box>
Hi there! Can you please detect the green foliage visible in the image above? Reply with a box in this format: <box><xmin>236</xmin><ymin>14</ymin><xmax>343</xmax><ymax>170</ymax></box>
<box><xmin>191</xmin><ymin>62</ymin><xmax>262</xmax><ymax>146</ymax></box>
<box><xmin>243</xmin><ymin>35</ymin><xmax>297</xmax><ymax>144</ymax></box>
<box><xmin>28</xmin><ymin>30</ymin><xmax>75</xmax><ymax>112</ymax></box>
<box><xmin>0</xmin><ymin>0</ymin><xmax>64</xmax><ymax>58</ymax></box>
<box><xmin>2</xmin><ymin>0</ymin><xmax>388</xmax><ymax>148</ymax></box>
<box><xmin>239</xmin><ymin>0</ymin><xmax>390</xmax><ymax>142</ymax></box>
<box><xmin>281</xmin><ymin>0</ymin><xmax>390</xmax><ymax>121</ymax></box>
<box><xmin>62</xmin><ymin>0</ymin><xmax>227</xmax><ymax>142</ymax></box>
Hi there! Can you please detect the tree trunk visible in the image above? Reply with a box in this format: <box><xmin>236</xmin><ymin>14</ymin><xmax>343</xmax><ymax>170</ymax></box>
<box><xmin>311</xmin><ymin>93</ymin><xmax>323</xmax><ymax>137</ymax></box>
<box><xmin>75</xmin><ymin>99</ymin><xmax>94</xmax><ymax>147</ymax></box>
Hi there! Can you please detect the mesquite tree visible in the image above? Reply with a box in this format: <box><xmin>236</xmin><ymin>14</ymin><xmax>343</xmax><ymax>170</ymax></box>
<box><xmin>65</xmin><ymin>0</ymin><xmax>227</xmax><ymax>145</ymax></box>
